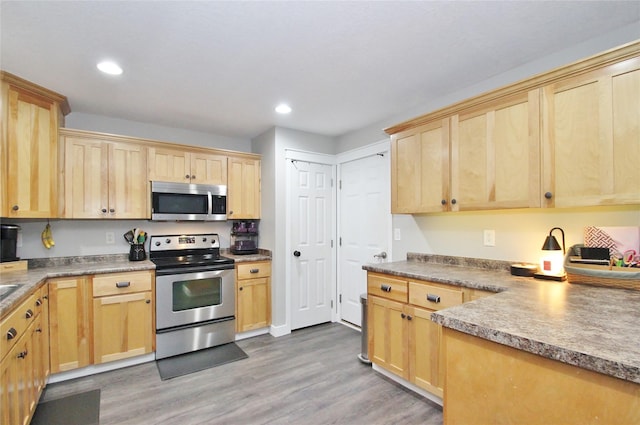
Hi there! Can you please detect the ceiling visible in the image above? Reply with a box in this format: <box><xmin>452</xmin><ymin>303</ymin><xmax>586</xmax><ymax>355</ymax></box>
<box><xmin>2</xmin><ymin>1</ymin><xmax>639</xmax><ymax>140</ymax></box>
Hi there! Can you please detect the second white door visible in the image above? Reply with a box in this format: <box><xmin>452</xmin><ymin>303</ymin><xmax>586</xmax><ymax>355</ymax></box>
<box><xmin>289</xmin><ymin>159</ymin><xmax>334</xmax><ymax>330</ymax></box>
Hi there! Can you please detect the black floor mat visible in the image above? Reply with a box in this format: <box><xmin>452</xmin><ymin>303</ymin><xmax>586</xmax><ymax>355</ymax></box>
<box><xmin>156</xmin><ymin>342</ymin><xmax>248</xmax><ymax>380</ymax></box>
<box><xmin>31</xmin><ymin>389</ymin><xmax>100</xmax><ymax>425</ymax></box>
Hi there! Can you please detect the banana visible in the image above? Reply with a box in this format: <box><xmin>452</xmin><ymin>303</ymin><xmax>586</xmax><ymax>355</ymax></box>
<box><xmin>41</xmin><ymin>223</ymin><xmax>55</xmax><ymax>249</ymax></box>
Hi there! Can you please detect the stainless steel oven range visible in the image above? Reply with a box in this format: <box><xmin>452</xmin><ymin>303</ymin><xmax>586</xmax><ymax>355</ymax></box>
<box><xmin>150</xmin><ymin>233</ymin><xmax>235</xmax><ymax>359</ymax></box>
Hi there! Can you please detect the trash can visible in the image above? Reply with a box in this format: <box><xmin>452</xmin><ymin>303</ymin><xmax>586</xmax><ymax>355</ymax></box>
<box><xmin>357</xmin><ymin>293</ymin><xmax>372</xmax><ymax>364</ymax></box>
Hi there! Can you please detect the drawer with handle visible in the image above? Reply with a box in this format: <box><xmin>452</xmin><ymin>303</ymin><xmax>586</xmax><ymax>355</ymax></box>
<box><xmin>237</xmin><ymin>262</ymin><xmax>271</xmax><ymax>280</ymax></box>
<box><xmin>367</xmin><ymin>273</ymin><xmax>408</xmax><ymax>302</ymax></box>
<box><xmin>1</xmin><ymin>289</ymin><xmax>41</xmax><ymax>360</ymax></box>
<box><xmin>409</xmin><ymin>281</ymin><xmax>462</xmax><ymax>311</ymax></box>
<box><xmin>92</xmin><ymin>271</ymin><xmax>153</xmax><ymax>297</ymax></box>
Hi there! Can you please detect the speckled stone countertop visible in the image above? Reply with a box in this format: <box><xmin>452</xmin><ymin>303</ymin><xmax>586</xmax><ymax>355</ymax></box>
<box><xmin>1</xmin><ymin>250</ymin><xmax>272</xmax><ymax>316</ymax></box>
<box><xmin>363</xmin><ymin>253</ymin><xmax>640</xmax><ymax>385</ymax></box>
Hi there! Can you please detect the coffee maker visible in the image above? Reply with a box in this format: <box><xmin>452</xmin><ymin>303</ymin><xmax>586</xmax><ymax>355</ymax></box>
<box><xmin>1</xmin><ymin>224</ymin><xmax>21</xmax><ymax>262</ymax></box>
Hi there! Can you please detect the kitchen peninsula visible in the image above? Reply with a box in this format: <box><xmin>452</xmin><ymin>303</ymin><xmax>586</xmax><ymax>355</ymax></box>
<box><xmin>363</xmin><ymin>253</ymin><xmax>640</xmax><ymax>424</ymax></box>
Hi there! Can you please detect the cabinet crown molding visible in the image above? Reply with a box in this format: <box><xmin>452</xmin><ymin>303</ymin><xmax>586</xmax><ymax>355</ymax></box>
<box><xmin>1</xmin><ymin>70</ymin><xmax>71</xmax><ymax>115</ymax></box>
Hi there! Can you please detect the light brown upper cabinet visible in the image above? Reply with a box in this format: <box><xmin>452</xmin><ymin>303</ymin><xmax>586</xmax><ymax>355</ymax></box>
<box><xmin>227</xmin><ymin>156</ymin><xmax>261</xmax><ymax>219</ymax></box>
<box><xmin>451</xmin><ymin>90</ymin><xmax>541</xmax><ymax>211</ymax></box>
<box><xmin>541</xmin><ymin>57</ymin><xmax>640</xmax><ymax>208</ymax></box>
<box><xmin>148</xmin><ymin>146</ymin><xmax>227</xmax><ymax>185</ymax></box>
<box><xmin>391</xmin><ymin>119</ymin><xmax>450</xmax><ymax>213</ymax></box>
<box><xmin>61</xmin><ymin>129</ymin><xmax>149</xmax><ymax>219</ymax></box>
<box><xmin>387</xmin><ymin>41</ymin><xmax>640</xmax><ymax>213</ymax></box>
<box><xmin>1</xmin><ymin>72</ymin><xmax>69</xmax><ymax>218</ymax></box>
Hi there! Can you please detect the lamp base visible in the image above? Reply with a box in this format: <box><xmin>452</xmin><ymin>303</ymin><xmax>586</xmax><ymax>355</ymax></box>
<box><xmin>533</xmin><ymin>272</ymin><xmax>567</xmax><ymax>282</ymax></box>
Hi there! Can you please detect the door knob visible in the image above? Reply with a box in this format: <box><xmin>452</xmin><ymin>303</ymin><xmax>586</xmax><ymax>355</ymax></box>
<box><xmin>293</xmin><ymin>250</ymin><xmax>301</xmax><ymax>257</ymax></box>
<box><xmin>374</xmin><ymin>251</ymin><xmax>387</xmax><ymax>259</ymax></box>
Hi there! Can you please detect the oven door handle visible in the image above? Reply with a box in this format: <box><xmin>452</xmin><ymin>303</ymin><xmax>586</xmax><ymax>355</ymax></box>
<box><xmin>155</xmin><ymin>265</ymin><xmax>235</xmax><ymax>276</ymax></box>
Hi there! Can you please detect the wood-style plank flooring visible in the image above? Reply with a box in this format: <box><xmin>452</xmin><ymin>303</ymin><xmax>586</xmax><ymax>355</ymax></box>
<box><xmin>39</xmin><ymin>323</ymin><xmax>443</xmax><ymax>424</ymax></box>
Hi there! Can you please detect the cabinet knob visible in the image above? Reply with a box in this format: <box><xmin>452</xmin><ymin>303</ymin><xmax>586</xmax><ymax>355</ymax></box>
<box><xmin>6</xmin><ymin>328</ymin><xmax>17</xmax><ymax>340</ymax></box>
<box><xmin>191</xmin><ymin>175</ymin><xmax>196</xmax><ymax>180</ymax></box>
<box><xmin>109</xmin><ymin>208</ymin><xmax>115</xmax><ymax>213</ymax></box>
<box><xmin>17</xmin><ymin>350</ymin><xmax>28</xmax><ymax>359</ymax></box>
<box><xmin>43</xmin><ymin>295</ymin><xmax>48</xmax><ymax>300</ymax></box>
<box><xmin>451</xmin><ymin>198</ymin><xmax>457</xmax><ymax>205</ymax></box>
<box><xmin>101</xmin><ymin>208</ymin><xmax>107</xmax><ymax>213</ymax></box>
<box><xmin>229</xmin><ymin>210</ymin><xmax>234</xmax><ymax>215</ymax></box>
<box><xmin>25</xmin><ymin>309</ymin><xmax>34</xmax><ymax>319</ymax></box>
<box><xmin>146</xmin><ymin>299</ymin><xmax>151</xmax><ymax>304</ymax></box>
<box><xmin>544</xmin><ymin>192</ymin><xmax>553</xmax><ymax>199</ymax></box>
<box><xmin>36</xmin><ymin>327</ymin><xmax>42</xmax><ymax>333</ymax></box>
<box><xmin>401</xmin><ymin>313</ymin><xmax>406</xmax><ymax>319</ymax></box>
<box><xmin>441</xmin><ymin>199</ymin><xmax>447</xmax><ymax>205</ymax></box>
<box><xmin>239</xmin><ymin>287</ymin><xmax>243</xmax><ymax>291</ymax></box>
<box><xmin>407</xmin><ymin>315</ymin><xmax>412</xmax><ymax>321</ymax></box>
<box><xmin>185</xmin><ymin>174</ymin><xmax>191</xmax><ymax>179</ymax></box>
<box><xmin>12</xmin><ymin>205</ymin><xmax>19</xmax><ymax>211</ymax></box>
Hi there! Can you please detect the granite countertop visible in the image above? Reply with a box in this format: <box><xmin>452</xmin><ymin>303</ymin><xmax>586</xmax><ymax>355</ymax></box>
<box><xmin>363</xmin><ymin>253</ymin><xmax>640</xmax><ymax>385</ymax></box>
<box><xmin>1</xmin><ymin>250</ymin><xmax>272</xmax><ymax>316</ymax></box>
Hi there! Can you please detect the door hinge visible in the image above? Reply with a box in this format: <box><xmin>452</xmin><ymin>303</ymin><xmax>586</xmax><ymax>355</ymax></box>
<box><xmin>339</xmin><ymin>294</ymin><xmax>342</xmax><ymax>303</ymax></box>
<box><xmin>331</xmin><ymin>178</ymin><xmax>334</xmax><ymax>187</ymax></box>
<box><xmin>331</xmin><ymin>300</ymin><xmax>334</xmax><ymax>308</ymax></box>
<box><xmin>339</xmin><ymin>237</ymin><xmax>342</xmax><ymax>246</ymax></box>
<box><xmin>331</xmin><ymin>239</ymin><xmax>333</xmax><ymax>248</ymax></box>
<box><xmin>339</xmin><ymin>180</ymin><xmax>342</xmax><ymax>189</ymax></box>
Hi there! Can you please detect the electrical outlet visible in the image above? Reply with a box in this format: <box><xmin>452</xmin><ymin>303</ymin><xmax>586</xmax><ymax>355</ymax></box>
<box><xmin>483</xmin><ymin>229</ymin><xmax>495</xmax><ymax>247</ymax></box>
<box><xmin>394</xmin><ymin>228</ymin><xmax>401</xmax><ymax>241</ymax></box>
<box><xmin>106</xmin><ymin>232</ymin><xmax>115</xmax><ymax>244</ymax></box>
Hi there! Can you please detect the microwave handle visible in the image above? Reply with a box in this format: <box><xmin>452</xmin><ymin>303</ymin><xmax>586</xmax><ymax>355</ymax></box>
<box><xmin>207</xmin><ymin>192</ymin><xmax>213</xmax><ymax>215</ymax></box>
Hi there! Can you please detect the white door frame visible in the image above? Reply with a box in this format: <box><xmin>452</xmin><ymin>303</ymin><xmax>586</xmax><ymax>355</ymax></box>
<box><xmin>336</xmin><ymin>139</ymin><xmax>392</xmax><ymax>325</ymax></box>
<box><xmin>285</xmin><ymin>149</ymin><xmax>337</xmax><ymax>333</ymax></box>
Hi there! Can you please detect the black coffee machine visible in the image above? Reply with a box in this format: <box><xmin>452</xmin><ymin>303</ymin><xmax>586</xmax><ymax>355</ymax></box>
<box><xmin>1</xmin><ymin>224</ymin><xmax>21</xmax><ymax>262</ymax></box>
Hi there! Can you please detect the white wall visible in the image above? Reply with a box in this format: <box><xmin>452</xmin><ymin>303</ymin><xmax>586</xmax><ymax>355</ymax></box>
<box><xmin>66</xmin><ymin>112</ymin><xmax>252</xmax><ymax>152</ymax></box>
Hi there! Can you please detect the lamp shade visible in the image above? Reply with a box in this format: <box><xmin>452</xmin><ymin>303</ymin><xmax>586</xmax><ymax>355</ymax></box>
<box><xmin>541</xmin><ymin>235</ymin><xmax>562</xmax><ymax>251</ymax></box>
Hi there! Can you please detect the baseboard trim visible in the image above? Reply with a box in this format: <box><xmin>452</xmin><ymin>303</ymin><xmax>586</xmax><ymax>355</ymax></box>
<box><xmin>235</xmin><ymin>327</ymin><xmax>270</xmax><ymax>340</ymax></box>
<box><xmin>269</xmin><ymin>323</ymin><xmax>290</xmax><ymax>337</ymax></box>
<box><xmin>48</xmin><ymin>353</ymin><xmax>155</xmax><ymax>384</ymax></box>
<box><xmin>372</xmin><ymin>364</ymin><xmax>443</xmax><ymax>407</ymax></box>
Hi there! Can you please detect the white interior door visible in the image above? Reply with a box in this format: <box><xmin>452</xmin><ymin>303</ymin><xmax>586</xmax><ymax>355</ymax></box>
<box><xmin>339</xmin><ymin>152</ymin><xmax>390</xmax><ymax>326</ymax></box>
<box><xmin>289</xmin><ymin>159</ymin><xmax>334</xmax><ymax>330</ymax></box>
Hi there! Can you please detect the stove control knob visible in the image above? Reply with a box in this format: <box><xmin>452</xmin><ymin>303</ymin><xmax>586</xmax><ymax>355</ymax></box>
<box><xmin>202</xmin><ymin>237</ymin><xmax>207</xmax><ymax>242</ymax></box>
<box><xmin>155</xmin><ymin>241</ymin><xmax>161</xmax><ymax>247</ymax></box>
<box><xmin>165</xmin><ymin>238</ymin><xmax>171</xmax><ymax>244</ymax></box>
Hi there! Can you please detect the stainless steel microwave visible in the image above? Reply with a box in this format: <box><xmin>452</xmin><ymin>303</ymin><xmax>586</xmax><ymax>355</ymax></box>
<box><xmin>151</xmin><ymin>181</ymin><xmax>227</xmax><ymax>221</ymax></box>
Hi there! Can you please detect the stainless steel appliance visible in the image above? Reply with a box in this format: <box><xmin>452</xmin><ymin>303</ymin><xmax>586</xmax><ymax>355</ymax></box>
<box><xmin>0</xmin><ymin>224</ymin><xmax>20</xmax><ymax>262</ymax></box>
<box><xmin>150</xmin><ymin>233</ymin><xmax>235</xmax><ymax>359</ymax></box>
<box><xmin>151</xmin><ymin>181</ymin><xmax>227</xmax><ymax>221</ymax></box>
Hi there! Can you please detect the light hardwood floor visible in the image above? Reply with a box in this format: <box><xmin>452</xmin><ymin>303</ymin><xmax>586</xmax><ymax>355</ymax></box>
<box><xmin>39</xmin><ymin>323</ymin><xmax>443</xmax><ymax>424</ymax></box>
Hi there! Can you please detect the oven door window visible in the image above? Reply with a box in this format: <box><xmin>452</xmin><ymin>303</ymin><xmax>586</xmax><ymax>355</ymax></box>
<box><xmin>172</xmin><ymin>277</ymin><xmax>222</xmax><ymax>311</ymax></box>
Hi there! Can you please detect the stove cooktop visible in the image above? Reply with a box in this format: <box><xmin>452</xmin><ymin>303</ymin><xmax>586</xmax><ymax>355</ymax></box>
<box><xmin>148</xmin><ymin>233</ymin><xmax>234</xmax><ymax>270</ymax></box>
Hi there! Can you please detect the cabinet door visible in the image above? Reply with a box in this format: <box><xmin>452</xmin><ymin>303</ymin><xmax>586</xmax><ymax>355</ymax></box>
<box><xmin>408</xmin><ymin>306</ymin><xmax>444</xmax><ymax>398</ymax></box>
<box><xmin>190</xmin><ymin>152</ymin><xmax>227</xmax><ymax>185</ymax></box>
<box><xmin>63</xmin><ymin>136</ymin><xmax>108</xmax><ymax>218</ymax></box>
<box><xmin>237</xmin><ymin>277</ymin><xmax>271</xmax><ymax>332</ymax></box>
<box><xmin>542</xmin><ymin>57</ymin><xmax>640</xmax><ymax>207</ymax></box>
<box><xmin>148</xmin><ymin>146</ymin><xmax>191</xmax><ymax>183</ymax></box>
<box><xmin>391</xmin><ymin>119</ymin><xmax>450</xmax><ymax>213</ymax></box>
<box><xmin>3</xmin><ymin>85</ymin><xmax>59</xmax><ymax>218</ymax></box>
<box><xmin>108</xmin><ymin>142</ymin><xmax>148</xmax><ymax>218</ymax></box>
<box><xmin>228</xmin><ymin>157</ymin><xmax>261</xmax><ymax>219</ymax></box>
<box><xmin>451</xmin><ymin>90</ymin><xmax>541</xmax><ymax>211</ymax></box>
<box><xmin>48</xmin><ymin>277</ymin><xmax>91</xmax><ymax>373</ymax></box>
<box><xmin>0</xmin><ymin>332</ymin><xmax>31</xmax><ymax>425</ymax></box>
<box><xmin>93</xmin><ymin>291</ymin><xmax>152</xmax><ymax>364</ymax></box>
<box><xmin>368</xmin><ymin>295</ymin><xmax>408</xmax><ymax>379</ymax></box>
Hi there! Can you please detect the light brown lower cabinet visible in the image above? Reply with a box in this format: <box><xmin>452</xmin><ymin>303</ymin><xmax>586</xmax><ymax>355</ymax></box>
<box><xmin>0</xmin><ymin>284</ymin><xmax>49</xmax><ymax>425</ymax></box>
<box><xmin>92</xmin><ymin>271</ymin><xmax>153</xmax><ymax>364</ymax></box>
<box><xmin>48</xmin><ymin>276</ymin><xmax>92</xmax><ymax>373</ymax></box>
<box><xmin>236</xmin><ymin>261</ymin><xmax>271</xmax><ymax>332</ymax></box>
<box><xmin>368</xmin><ymin>272</ymin><xmax>471</xmax><ymax>398</ymax></box>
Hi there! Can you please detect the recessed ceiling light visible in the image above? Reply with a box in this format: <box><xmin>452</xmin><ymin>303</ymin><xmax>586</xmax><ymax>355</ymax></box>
<box><xmin>97</xmin><ymin>61</ymin><xmax>123</xmax><ymax>75</ymax></box>
<box><xmin>275</xmin><ymin>104</ymin><xmax>292</xmax><ymax>114</ymax></box>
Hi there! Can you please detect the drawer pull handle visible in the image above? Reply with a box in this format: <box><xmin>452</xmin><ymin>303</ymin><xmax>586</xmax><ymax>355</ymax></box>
<box><xmin>116</xmin><ymin>281</ymin><xmax>131</xmax><ymax>288</ymax></box>
<box><xmin>427</xmin><ymin>294</ymin><xmax>441</xmax><ymax>303</ymax></box>
<box><xmin>381</xmin><ymin>284</ymin><xmax>392</xmax><ymax>292</ymax></box>
<box><xmin>250</xmin><ymin>268</ymin><xmax>259</xmax><ymax>274</ymax></box>
<box><xmin>7</xmin><ymin>328</ymin><xmax>17</xmax><ymax>340</ymax></box>
<box><xmin>35</xmin><ymin>298</ymin><xmax>43</xmax><ymax>306</ymax></box>
<box><xmin>25</xmin><ymin>309</ymin><xmax>34</xmax><ymax>319</ymax></box>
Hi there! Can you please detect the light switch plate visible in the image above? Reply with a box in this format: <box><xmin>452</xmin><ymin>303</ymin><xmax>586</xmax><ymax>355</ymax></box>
<box><xmin>394</xmin><ymin>228</ymin><xmax>401</xmax><ymax>241</ymax></box>
<box><xmin>106</xmin><ymin>232</ymin><xmax>115</xmax><ymax>244</ymax></box>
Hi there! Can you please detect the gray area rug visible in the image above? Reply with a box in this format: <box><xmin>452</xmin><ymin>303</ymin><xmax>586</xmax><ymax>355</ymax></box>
<box><xmin>31</xmin><ymin>388</ymin><xmax>100</xmax><ymax>425</ymax></box>
<box><xmin>156</xmin><ymin>342</ymin><xmax>248</xmax><ymax>380</ymax></box>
